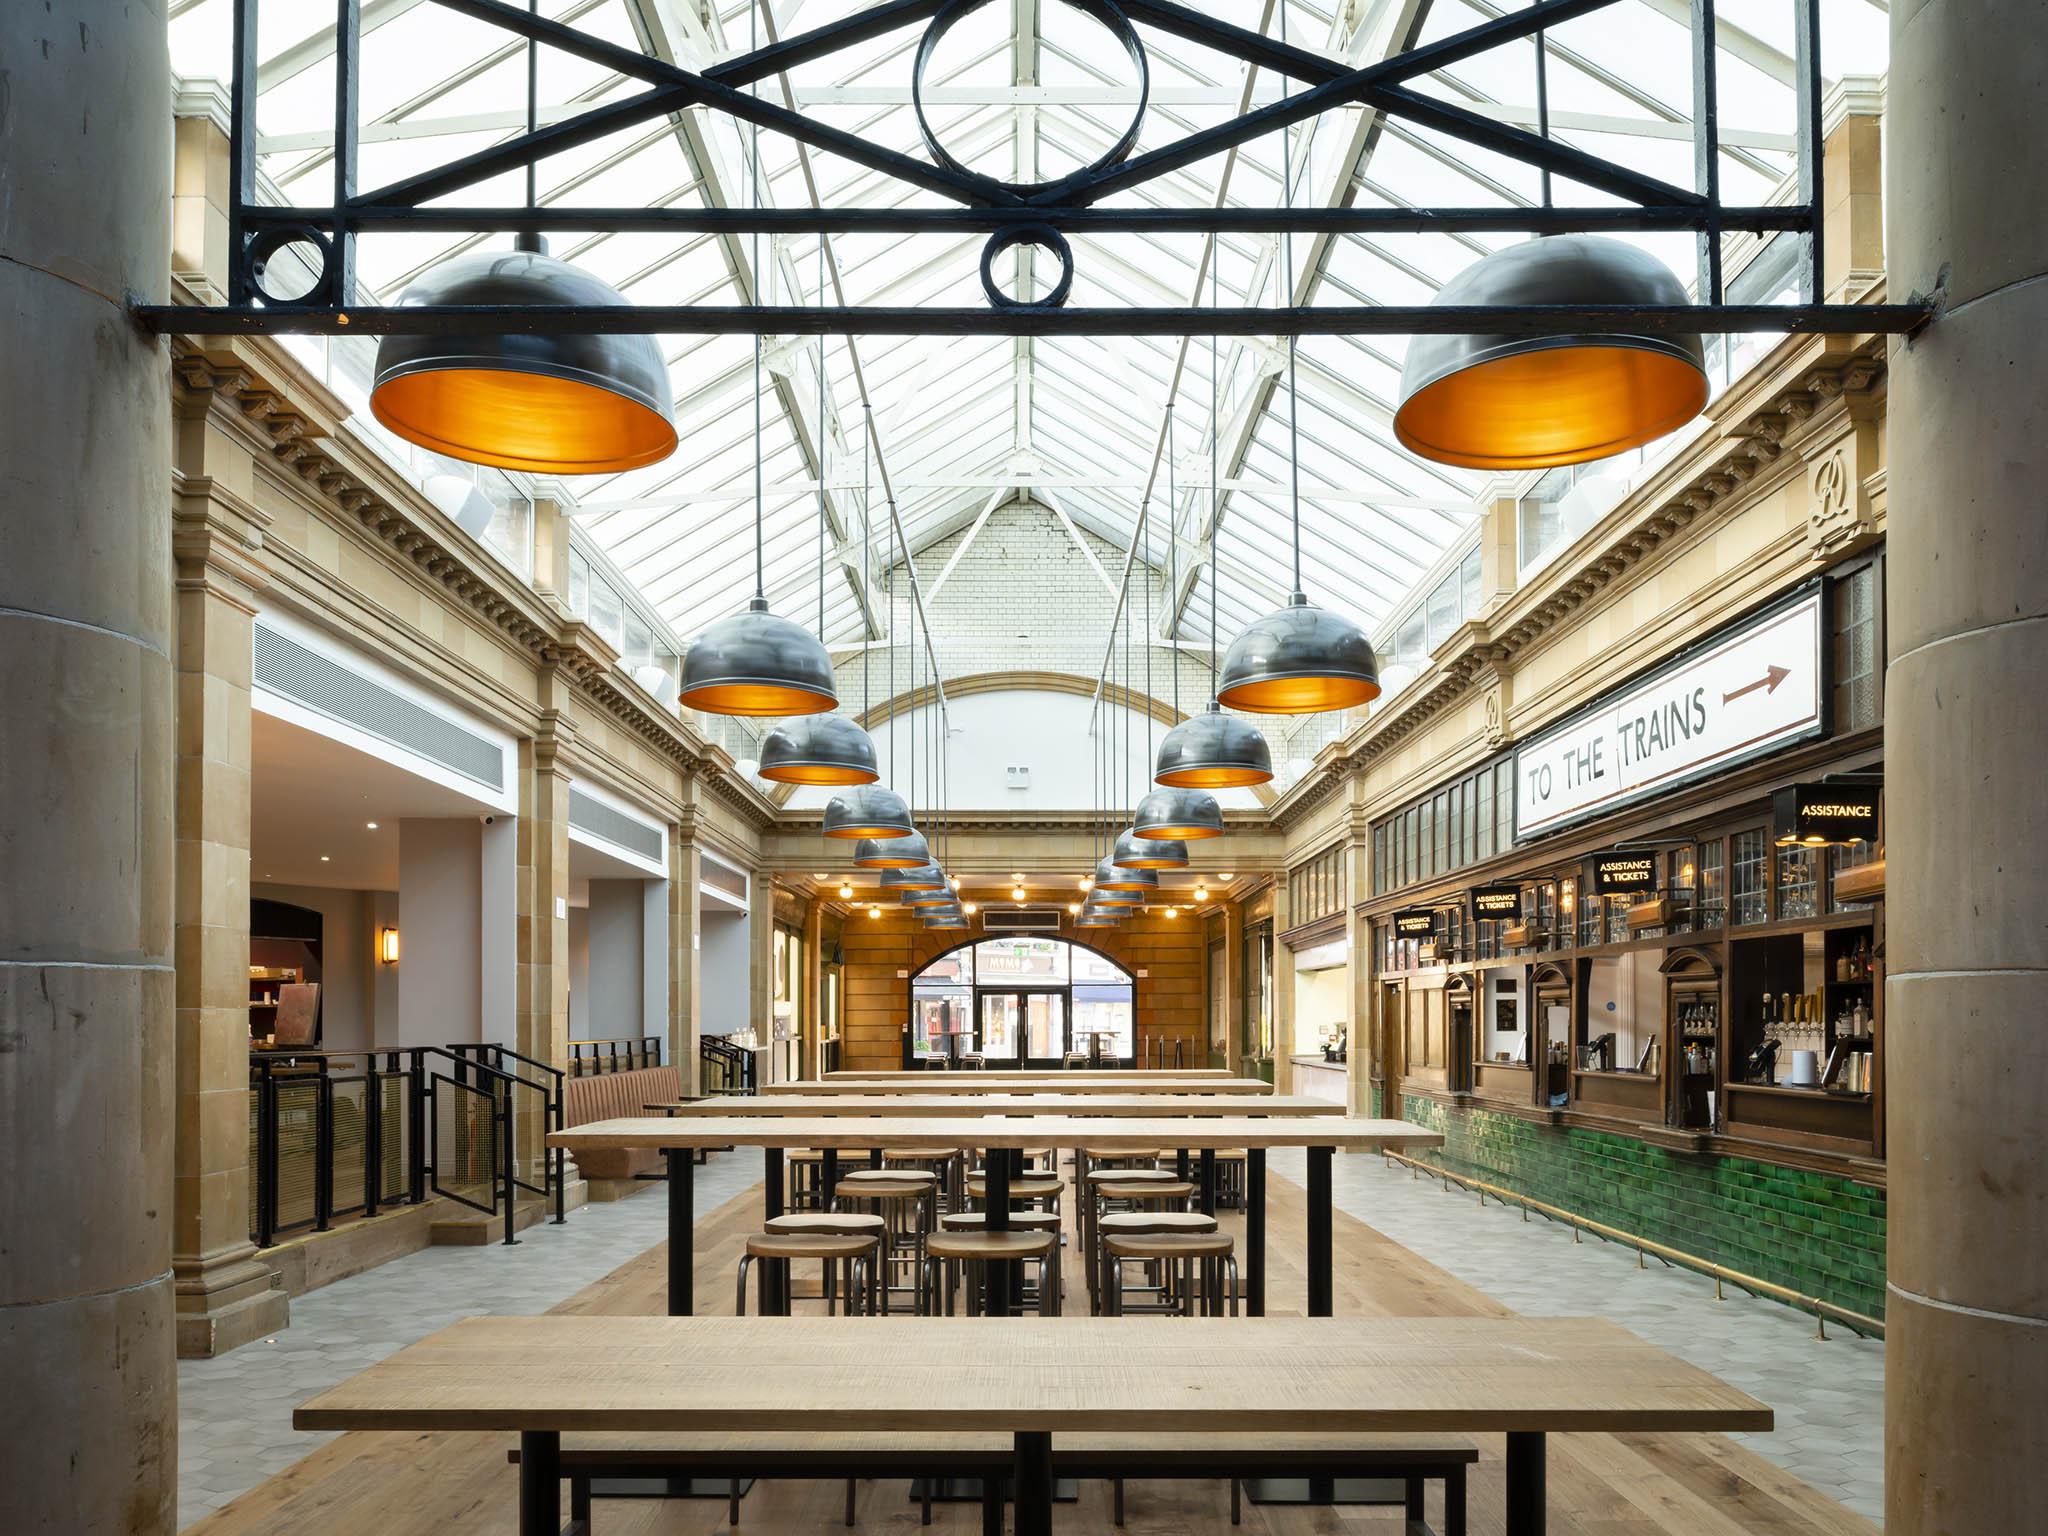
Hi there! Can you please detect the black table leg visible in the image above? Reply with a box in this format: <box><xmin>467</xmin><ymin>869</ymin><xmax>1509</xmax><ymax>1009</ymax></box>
<box><xmin>762</xmin><ymin>1147</ymin><xmax>785</xmax><ymax>1315</ymax></box>
<box><xmin>1175</xmin><ymin>1148</ymin><xmax>1190</xmax><ymax>1181</ymax></box>
<box><xmin>518</xmin><ymin>1430</ymin><xmax>560</xmax><ymax>1536</ymax></box>
<box><xmin>1505</xmin><ymin>1431</ymin><xmax>1546</xmax><ymax>1536</ymax></box>
<box><xmin>1012</xmin><ymin>1431</ymin><xmax>1053</xmax><ymax>1536</ymax></box>
<box><xmin>823</xmin><ymin>1148</ymin><xmax>840</xmax><ymax>1211</ymax></box>
<box><xmin>666</xmin><ymin>1148</ymin><xmax>693</xmax><ymax>1316</ymax></box>
<box><xmin>1199</xmin><ymin>1148</ymin><xmax>1217</xmax><ymax>1216</ymax></box>
<box><xmin>1246</xmin><ymin>1148</ymin><xmax>1265</xmax><ymax>1317</ymax></box>
<box><xmin>1307</xmin><ymin>1145</ymin><xmax>1333</xmax><ymax>1317</ymax></box>
<box><xmin>985</xmin><ymin>1148</ymin><xmax>1013</xmax><ymax>1317</ymax></box>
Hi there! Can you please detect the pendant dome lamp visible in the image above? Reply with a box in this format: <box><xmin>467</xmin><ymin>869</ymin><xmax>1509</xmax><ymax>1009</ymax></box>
<box><xmin>1393</xmin><ymin>236</ymin><xmax>1708</xmax><ymax>471</ymax></box>
<box><xmin>759</xmin><ymin>271</ymin><xmax>877</xmax><ymax>780</ymax></box>
<box><xmin>1094</xmin><ymin>856</ymin><xmax>1155</xmax><ymax>893</ymax></box>
<box><xmin>1113</xmin><ymin>828</ymin><xmax>1186</xmax><ymax>871</ymax></box>
<box><xmin>1215</xmin><ymin>90</ymin><xmax>1380</xmax><ymax>716</ymax></box>
<box><xmin>1134</xmin><ymin>787</ymin><xmax>1223</xmax><ymax>841</ymax></box>
<box><xmin>1154</xmin><ymin>257</ymin><xmax>1272</xmax><ymax>785</ymax></box>
<box><xmin>855</xmin><ymin>829</ymin><xmax>931</xmax><ymax>869</ymax></box>
<box><xmin>898</xmin><ymin>885</ymin><xmax>952</xmax><ymax>907</ymax></box>
<box><xmin>679</xmin><ymin>69</ymin><xmax>834</xmax><ymax>717</ymax></box>
<box><xmin>881</xmin><ymin>864</ymin><xmax>948</xmax><ymax>891</ymax></box>
<box><xmin>1091</xmin><ymin>886</ymin><xmax>1145</xmax><ymax>908</ymax></box>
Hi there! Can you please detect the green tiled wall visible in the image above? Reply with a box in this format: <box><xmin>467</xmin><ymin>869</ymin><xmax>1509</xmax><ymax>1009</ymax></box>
<box><xmin>1395</xmin><ymin>1094</ymin><xmax>1887</xmax><ymax>1321</ymax></box>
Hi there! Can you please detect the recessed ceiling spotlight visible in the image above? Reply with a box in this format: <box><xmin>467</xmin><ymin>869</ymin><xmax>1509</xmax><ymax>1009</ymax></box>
<box><xmin>320</xmin><ymin>855</ymin><xmax>331</xmax><ymax>862</ymax></box>
<box><xmin>1215</xmin><ymin>871</ymin><xmax>1234</xmax><ymax>880</ymax></box>
<box><xmin>813</xmin><ymin>871</ymin><xmax>829</xmax><ymax>879</ymax></box>
<box><xmin>366</xmin><ymin>821</ymin><xmax>379</xmax><ymax>830</ymax></box>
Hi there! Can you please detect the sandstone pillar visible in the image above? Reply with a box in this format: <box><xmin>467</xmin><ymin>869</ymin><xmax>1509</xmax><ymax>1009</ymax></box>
<box><xmin>0</xmin><ymin>3</ymin><xmax>178</xmax><ymax>1529</ymax></box>
<box><xmin>1885</xmin><ymin>5</ymin><xmax>2048</xmax><ymax>1530</ymax></box>
<box><xmin>670</xmin><ymin>827</ymin><xmax>703</xmax><ymax>1091</ymax></box>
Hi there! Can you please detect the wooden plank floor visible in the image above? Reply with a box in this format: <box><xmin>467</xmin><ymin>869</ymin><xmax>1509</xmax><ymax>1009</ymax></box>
<box><xmin>189</xmin><ymin>1159</ymin><xmax>1876</xmax><ymax>1536</ymax></box>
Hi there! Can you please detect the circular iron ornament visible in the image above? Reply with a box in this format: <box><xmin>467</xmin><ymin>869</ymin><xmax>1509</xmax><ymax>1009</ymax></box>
<box><xmin>979</xmin><ymin>223</ymin><xmax>1075</xmax><ymax>310</ymax></box>
<box><xmin>913</xmin><ymin>0</ymin><xmax>1150</xmax><ymax>200</ymax></box>
<box><xmin>246</xmin><ymin>222</ymin><xmax>336</xmax><ymax>307</ymax></box>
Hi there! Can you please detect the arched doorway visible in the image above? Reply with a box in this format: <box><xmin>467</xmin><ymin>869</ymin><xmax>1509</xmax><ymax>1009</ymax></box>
<box><xmin>908</xmin><ymin>937</ymin><xmax>1136</xmax><ymax>1068</ymax></box>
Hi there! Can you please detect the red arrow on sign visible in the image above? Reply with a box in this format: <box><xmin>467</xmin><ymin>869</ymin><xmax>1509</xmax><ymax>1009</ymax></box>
<box><xmin>1723</xmin><ymin>664</ymin><xmax>1790</xmax><ymax>704</ymax></box>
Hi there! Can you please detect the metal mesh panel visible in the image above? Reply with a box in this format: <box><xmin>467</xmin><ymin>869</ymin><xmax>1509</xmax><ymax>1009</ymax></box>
<box><xmin>329</xmin><ymin>1077</ymin><xmax>369</xmax><ymax>1219</ymax></box>
<box><xmin>253</xmin><ymin>623</ymin><xmax>504</xmax><ymax>790</ymax></box>
<box><xmin>568</xmin><ymin>787</ymin><xmax>663</xmax><ymax>864</ymax></box>
<box><xmin>431</xmin><ymin>1073</ymin><xmax>499</xmax><ymax>1212</ymax></box>
<box><xmin>272</xmin><ymin>1079</ymin><xmax>321</xmax><ymax>1233</ymax></box>
<box><xmin>378</xmin><ymin>1072</ymin><xmax>409</xmax><ymax>1199</ymax></box>
<box><xmin>247</xmin><ymin>1088</ymin><xmax>260</xmax><ymax>1240</ymax></box>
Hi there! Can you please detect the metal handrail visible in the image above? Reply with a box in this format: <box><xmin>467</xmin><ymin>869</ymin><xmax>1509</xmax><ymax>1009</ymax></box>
<box><xmin>1380</xmin><ymin>1147</ymin><xmax>1884</xmax><ymax>1340</ymax></box>
<box><xmin>699</xmin><ymin>1035</ymin><xmax>756</xmax><ymax>1095</ymax></box>
<box><xmin>452</xmin><ymin>1042</ymin><xmax>568</xmax><ymax>1226</ymax></box>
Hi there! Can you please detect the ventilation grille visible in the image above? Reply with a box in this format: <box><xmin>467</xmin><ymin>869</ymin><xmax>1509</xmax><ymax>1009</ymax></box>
<box><xmin>254</xmin><ymin>625</ymin><xmax>504</xmax><ymax>791</ymax></box>
<box><xmin>981</xmin><ymin>909</ymin><xmax>1063</xmax><ymax>932</ymax></box>
<box><xmin>700</xmin><ymin>860</ymin><xmax>748</xmax><ymax>899</ymax></box>
<box><xmin>569</xmin><ymin>788</ymin><xmax>664</xmax><ymax>865</ymax></box>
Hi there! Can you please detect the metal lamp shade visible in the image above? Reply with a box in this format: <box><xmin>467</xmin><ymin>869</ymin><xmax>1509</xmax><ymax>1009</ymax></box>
<box><xmin>1134</xmin><ymin>787</ymin><xmax>1224</xmax><ymax>841</ymax></box>
<box><xmin>881</xmin><ymin>864</ymin><xmax>948</xmax><ymax>891</ymax></box>
<box><xmin>679</xmin><ymin>598</ymin><xmax>838</xmax><ymax>717</ymax></box>
<box><xmin>923</xmin><ymin>909</ymin><xmax>969</xmax><ymax>928</ymax></box>
<box><xmin>1074</xmin><ymin>912</ymin><xmax>1119</xmax><ymax>928</ymax></box>
<box><xmin>1112</xmin><ymin>828</ymin><xmax>1188</xmax><ymax>870</ymax></box>
<box><xmin>756</xmin><ymin>715</ymin><xmax>879</xmax><ymax>785</ymax></box>
<box><xmin>898</xmin><ymin>886</ymin><xmax>952</xmax><ymax>906</ymax></box>
<box><xmin>853</xmin><ymin>830</ymin><xmax>932</xmax><ymax>868</ymax></box>
<box><xmin>1094</xmin><ymin>857</ymin><xmax>1156</xmax><ymax>892</ymax></box>
<box><xmin>1090</xmin><ymin>888</ymin><xmax>1145</xmax><ymax>908</ymax></box>
<box><xmin>1216</xmin><ymin>593</ymin><xmax>1382</xmax><ymax>715</ymax></box>
<box><xmin>370</xmin><ymin>248</ymin><xmax>676</xmax><ymax>475</ymax></box>
<box><xmin>1153</xmin><ymin>705</ymin><xmax>1273</xmax><ymax>788</ymax></box>
<box><xmin>823</xmin><ymin>785</ymin><xmax>913</xmax><ymax>840</ymax></box>
<box><xmin>1392</xmin><ymin>236</ymin><xmax>1709</xmax><ymax>471</ymax></box>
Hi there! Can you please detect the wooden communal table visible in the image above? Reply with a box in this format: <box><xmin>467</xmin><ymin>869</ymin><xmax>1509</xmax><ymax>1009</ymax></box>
<box><xmin>649</xmin><ymin>1093</ymin><xmax>1343</xmax><ymax>1118</ymax></box>
<box><xmin>766</xmin><ymin>1074</ymin><xmax>1271</xmax><ymax>1095</ymax></box>
<box><xmin>295</xmin><ymin>1314</ymin><xmax>1771</xmax><ymax>1536</ymax></box>
<box><xmin>551</xmin><ymin>1115</ymin><xmax>1441</xmax><ymax>1320</ymax></box>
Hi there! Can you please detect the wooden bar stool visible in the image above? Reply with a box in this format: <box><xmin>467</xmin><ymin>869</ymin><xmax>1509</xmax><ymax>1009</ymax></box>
<box><xmin>883</xmin><ymin>1146</ymin><xmax>964</xmax><ymax>1212</ymax></box>
<box><xmin>834</xmin><ymin>1173</ymin><xmax>938</xmax><ymax>1313</ymax></box>
<box><xmin>735</xmin><ymin>1232</ymin><xmax>879</xmax><ymax>1317</ymax></box>
<box><xmin>1101</xmin><ymin>1232</ymin><xmax>1237</xmax><ymax>1317</ymax></box>
<box><xmin>1086</xmin><ymin>1179</ymin><xmax>1197</xmax><ymax>1313</ymax></box>
<box><xmin>919</xmin><ymin>1229</ymin><xmax>1060</xmax><ymax>1317</ymax></box>
<box><xmin>1076</xmin><ymin>1163</ymin><xmax>1178</xmax><ymax>1304</ymax></box>
<box><xmin>766</xmin><ymin>1212</ymin><xmax>889</xmax><ymax>1314</ymax></box>
<box><xmin>964</xmin><ymin>1171</ymin><xmax>1064</xmax><ymax>1218</ymax></box>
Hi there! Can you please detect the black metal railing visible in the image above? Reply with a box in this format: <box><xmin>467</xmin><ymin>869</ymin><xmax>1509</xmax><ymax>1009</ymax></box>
<box><xmin>249</xmin><ymin>1044</ymin><xmax>562</xmax><ymax>1251</ymax></box>
<box><xmin>699</xmin><ymin>1035</ymin><xmax>757</xmax><ymax>1095</ymax></box>
<box><xmin>452</xmin><ymin>1042</ymin><xmax>568</xmax><ymax>1226</ymax></box>
<box><xmin>567</xmin><ymin>1036</ymin><xmax>664</xmax><ymax>1075</ymax></box>
<box><xmin>1143</xmin><ymin>1037</ymin><xmax>1189</xmax><ymax>1070</ymax></box>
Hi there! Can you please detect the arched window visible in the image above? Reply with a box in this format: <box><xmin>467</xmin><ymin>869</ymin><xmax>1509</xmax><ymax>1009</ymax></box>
<box><xmin>909</xmin><ymin>938</ymin><xmax>1135</xmax><ymax>1067</ymax></box>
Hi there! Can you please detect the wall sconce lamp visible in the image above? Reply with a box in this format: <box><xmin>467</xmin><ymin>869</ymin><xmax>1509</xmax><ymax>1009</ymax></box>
<box><xmin>378</xmin><ymin>926</ymin><xmax>400</xmax><ymax>965</ymax></box>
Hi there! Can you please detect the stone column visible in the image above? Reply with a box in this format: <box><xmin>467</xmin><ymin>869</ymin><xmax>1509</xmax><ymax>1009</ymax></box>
<box><xmin>516</xmin><ymin>718</ymin><xmax>574</xmax><ymax>1073</ymax></box>
<box><xmin>1885</xmin><ymin>7</ymin><xmax>2048</xmax><ymax>1532</ymax></box>
<box><xmin>168</xmin><ymin>416</ymin><xmax>289</xmax><ymax>1356</ymax></box>
<box><xmin>0</xmin><ymin>4</ymin><xmax>177</xmax><ymax>1531</ymax></box>
<box><xmin>749</xmin><ymin>872</ymin><xmax>777</xmax><ymax>1080</ymax></box>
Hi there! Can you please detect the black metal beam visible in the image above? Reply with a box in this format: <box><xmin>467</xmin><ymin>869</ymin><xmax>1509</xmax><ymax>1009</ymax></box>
<box><xmin>143</xmin><ymin>301</ymin><xmax>1933</xmax><ymax>337</ymax></box>
<box><xmin>237</xmin><ymin>202</ymin><xmax>1812</xmax><ymax>237</ymax></box>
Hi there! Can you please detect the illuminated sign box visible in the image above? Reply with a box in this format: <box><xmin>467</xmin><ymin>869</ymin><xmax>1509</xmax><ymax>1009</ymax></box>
<box><xmin>1471</xmin><ymin>884</ymin><xmax>1522</xmax><ymax>919</ymax></box>
<box><xmin>1773</xmin><ymin>782</ymin><xmax>1880</xmax><ymax>846</ymax></box>
<box><xmin>1391</xmin><ymin>909</ymin><xmax>1437</xmax><ymax>938</ymax></box>
<box><xmin>1513</xmin><ymin>589</ymin><xmax>1824</xmax><ymax>841</ymax></box>
<box><xmin>1589</xmin><ymin>853</ymin><xmax>1657</xmax><ymax>894</ymax></box>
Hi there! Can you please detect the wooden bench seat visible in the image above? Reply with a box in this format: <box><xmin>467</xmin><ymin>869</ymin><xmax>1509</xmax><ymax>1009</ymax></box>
<box><xmin>511</xmin><ymin>1429</ymin><xmax>1476</xmax><ymax>1534</ymax></box>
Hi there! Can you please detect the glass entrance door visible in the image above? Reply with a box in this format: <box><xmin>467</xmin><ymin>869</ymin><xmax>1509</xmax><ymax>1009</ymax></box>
<box><xmin>975</xmin><ymin>990</ymin><xmax>1067</xmax><ymax>1065</ymax></box>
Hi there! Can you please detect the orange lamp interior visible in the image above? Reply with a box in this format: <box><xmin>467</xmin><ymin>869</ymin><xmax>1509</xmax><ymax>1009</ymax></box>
<box><xmin>755</xmin><ymin>762</ymin><xmax>880</xmax><ymax>786</ymax></box>
<box><xmin>1393</xmin><ymin>345</ymin><xmax>1709</xmax><ymax>471</ymax></box>
<box><xmin>371</xmin><ymin>368</ymin><xmax>677</xmax><ymax>475</ymax></box>
<box><xmin>1154</xmin><ymin>764</ymin><xmax>1273</xmax><ymax>789</ymax></box>
<box><xmin>1140</xmin><ymin>822</ymin><xmax>1224</xmax><ymax>841</ymax></box>
<box><xmin>1218</xmin><ymin>673</ymin><xmax>1382</xmax><ymax>715</ymax></box>
<box><xmin>675</xmin><ymin>681</ymin><xmax>839</xmax><ymax>718</ymax></box>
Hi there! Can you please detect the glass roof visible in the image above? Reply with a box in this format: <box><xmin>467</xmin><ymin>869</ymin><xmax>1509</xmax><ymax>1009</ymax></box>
<box><xmin>169</xmin><ymin>0</ymin><xmax>1888</xmax><ymax>682</ymax></box>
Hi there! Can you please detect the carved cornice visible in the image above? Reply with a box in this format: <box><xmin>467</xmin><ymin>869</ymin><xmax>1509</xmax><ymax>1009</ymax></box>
<box><xmin>167</xmin><ymin>336</ymin><xmax>776</xmax><ymax>833</ymax></box>
<box><xmin>1268</xmin><ymin>333</ymin><xmax>1890</xmax><ymax>821</ymax></box>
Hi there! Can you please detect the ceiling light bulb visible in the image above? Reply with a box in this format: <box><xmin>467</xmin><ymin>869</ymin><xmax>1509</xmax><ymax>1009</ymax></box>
<box><xmin>1195</xmin><ymin>884</ymin><xmax>1210</xmax><ymax>901</ymax></box>
<box><xmin>963</xmin><ymin>901</ymin><xmax>977</xmax><ymax>915</ymax></box>
<box><xmin>1166</xmin><ymin>906</ymin><xmax>1179</xmax><ymax>918</ymax></box>
<box><xmin>868</xmin><ymin>905</ymin><xmax>881</xmax><ymax>919</ymax></box>
<box><xmin>1011</xmin><ymin>872</ymin><xmax>1024</xmax><ymax>882</ymax></box>
<box><xmin>1215</xmin><ymin>871</ymin><xmax>1233</xmax><ymax>880</ymax></box>
<box><xmin>1077</xmin><ymin>876</ymin><xmax>1091</xmax><ymax>890</ymax></box>
<box><xmin>1068</xmin><ymin>902</ymin><xmax>1081</xmax><ymax>916</ymax></box>
<box><xmin>1012</xmin><ymin>885</ymin><xmax>1027</xmax><ymax>902</ymax></box>
<box><xmin>951</xmin><ymin>876</ymin><xmax>962</xmax><ymax>890</ymax></box>
<box><xmin>320</xmin><ymin>855</ymin><xmax>330</xmax><ymax>862</ymax></box>
<box><xmin>839</xmin><ymin>883</ymin><xmax>853</xmax><ymax>899</ymax></box>
<box><xmin>366</xmin><ymin>821</ymin><xmax>379</xmax><ymax>830</ymax></box>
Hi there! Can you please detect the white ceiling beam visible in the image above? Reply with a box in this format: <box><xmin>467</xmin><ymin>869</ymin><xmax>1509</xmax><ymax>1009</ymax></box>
<box><xmin>926</xmin><ymin>490</ymin><xmax>1009</xmax><ymax>601</ymax></box>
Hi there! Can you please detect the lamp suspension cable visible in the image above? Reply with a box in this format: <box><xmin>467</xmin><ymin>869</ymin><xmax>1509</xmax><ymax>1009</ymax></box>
<box><xmin>817</xmin><ymin>241</ymin><xmax>827</xmax><ymax>639</ymax></box>
<box><xmin>863</xmin><ymin>411</ymin><xmax>872</xmax><ymax>718</ymax></box>
<box><xmin>749</xmin><ymin>0</ymin><xmax>765</xmax><ymax>604</ymax></box>
<box><xmin>1210</xmin><ymin>252</ymin><xmax>1220</xmax><ymax>692</ymax></box>
<box><xmin>1278</xmin><ymin>0</ymin><xmax>1302</xmax><ymax>600</ymax></box>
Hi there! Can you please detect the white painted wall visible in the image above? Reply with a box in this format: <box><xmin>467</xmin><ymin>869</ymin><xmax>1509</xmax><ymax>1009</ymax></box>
<box><xmin>585</xmin><ymin>880</ymin><xmax>645</xmax><ymax>1040</ymax></box>
<box><xmin>398</xmin><ymin>818</ymin><xmax>482</xmax><ymax>1045</ymax></box>
<box><xmin>480</xmin><ymin>813</ymin><xmax>516</xmax><ymax>1048</ymax></box>
<box><xmin>699</xmin><ymin>908</ymin><xmax>750</xmax><ymax>1037</ymax></box>
<box><xmin>788</xmin><ymin>689</ymin><xmax>1268</xmax><ymax>813</ymax></box>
